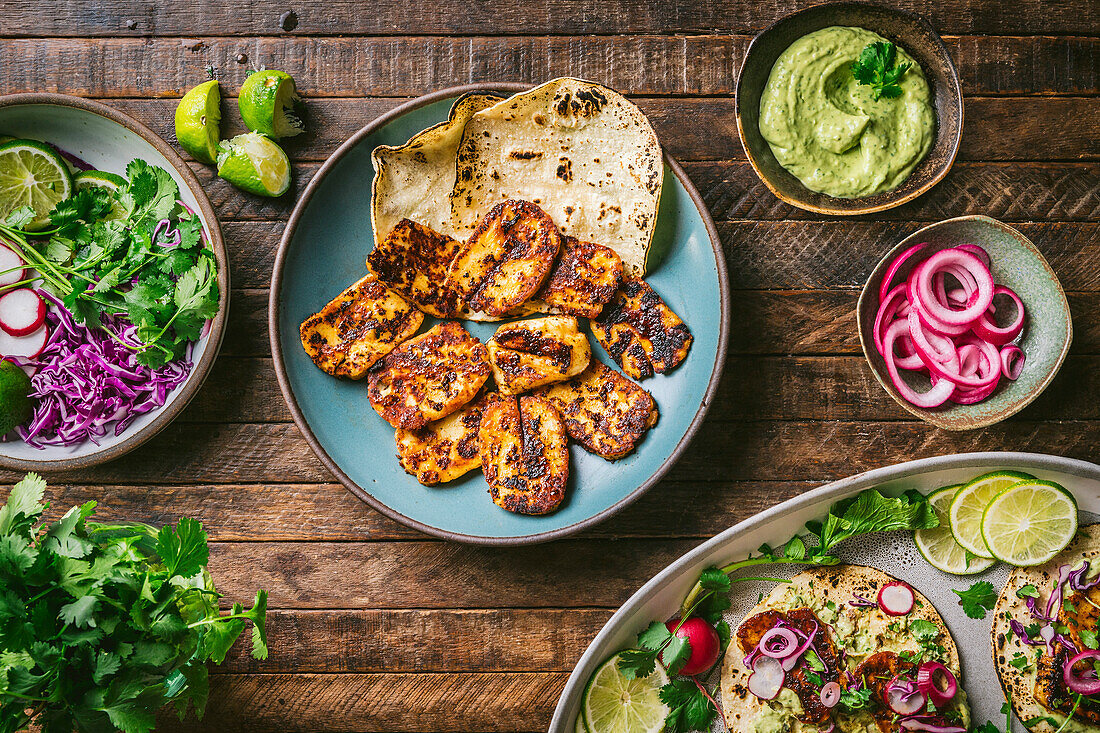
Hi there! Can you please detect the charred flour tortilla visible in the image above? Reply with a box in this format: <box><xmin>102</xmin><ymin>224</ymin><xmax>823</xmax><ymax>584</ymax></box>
<box><xmin>721</xmin><ymin>565</ymin><xmax>968</xmax><ymax>733</ymax></box>
<box><xmin>371</xmin><ymin>92</ymin><xmax>503</xmax><ymax>247</ymax></box>
<box><xmin>992</xmin><ymin>524</ymin><xmax>1100</xmax><ymax>732</ymax></box>
<box><xmin>450</xmin><ymin>78</ymin><xmax>663</xmax><ymax>276</ymax></box>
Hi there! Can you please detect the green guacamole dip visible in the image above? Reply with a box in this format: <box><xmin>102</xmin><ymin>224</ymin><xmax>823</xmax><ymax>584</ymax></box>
<box><xmin>758</xmin><ymin>26</ymin><xmax>935</xmax><ymax>199</ymax></box>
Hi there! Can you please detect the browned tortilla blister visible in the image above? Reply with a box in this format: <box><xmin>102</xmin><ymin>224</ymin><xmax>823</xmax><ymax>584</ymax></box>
<box><xmin>592</xmin><ymin>277</ymin><xmax>693</xmax><ymax>380</ymax></box>
<box><xmin>299</xmin><ymin>274</ymin><xmax>424</xmax><ymax>379</ymax></box>
<box><xmin>478</xmin><ymin>394</ymin><xmax>569</xmax><ymax>515</ymax></box>
<box><xmin>367</xmin><ymin>321</ymin><xmax>490</xmax><ymax>430</ymax></box>
<box><xmin>486</xmin><ymin>316</ymin><xmax>591</xmax><ymax>395</ymax></box>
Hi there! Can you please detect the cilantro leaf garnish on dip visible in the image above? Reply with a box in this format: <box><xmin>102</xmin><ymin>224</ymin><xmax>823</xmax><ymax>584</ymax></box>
<box><xmin>758</xmin><ymin>26</ymin><xmax>935</xmax><ymax>199</ymax></box>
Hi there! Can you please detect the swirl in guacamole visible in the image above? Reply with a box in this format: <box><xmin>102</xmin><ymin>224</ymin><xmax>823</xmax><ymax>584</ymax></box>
<box><xmin>758</xmin><ymin>26</ymin><xmax>935</xmax><ymax>199</ymax></box>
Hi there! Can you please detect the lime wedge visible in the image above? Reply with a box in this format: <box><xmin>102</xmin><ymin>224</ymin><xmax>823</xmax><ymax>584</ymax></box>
<box><xmin>582</xmin><ymin>653</ymin><xmax>669</xmax><ymax>733</ymax></box>
<box><xmin>216</xmin><ymin>132</ymin><xmax>291</xmax><ymax>197</ymax></box>
<box><xmin>948</xmin><ymin>470</ymin><xmax>1035</xmax><ymax>559</ymax></box>
<box><xmin>175</xmin><ymin>80</ymin><xmax>222</xmax><ymax>165</ymax></box>
<box><xmin>981</xmin><ymin>480</ymin><xmax>1078</xmax><ymax>567</ymax></box>
<box><xmin>238</xmin><ymin>70</ymin><xmax>305</xmax><ymax>139</ymax></box>
<box><xmin>915</xmin><ymin>485</ymin><xmax>997</xmax><ymax>575</ymax></box>
<box><xmin>0</xmin><ymin>139</ymin><xmax>73</xmax><ymax>230</ymax></box>
<box><xmin>0</xmin><ymin>360</ymin><xmax>32</xmax><ymax>435</ymax></box>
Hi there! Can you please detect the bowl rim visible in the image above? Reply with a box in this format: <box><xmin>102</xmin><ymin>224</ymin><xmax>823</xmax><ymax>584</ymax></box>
<box><xmin>855</xmin><ymin>214</ymin><xmax>1073</xmax><ymax>430</ymax></box>
<box><xmin>0</xmin><ymin>92</ymin><xmax>230</xmax><ymax>470</ymax></box>
<box><xmin>735</xmin><ymin>0</ymin><xmax>964</xmax><ymax>216</ymax></box>
<box><xmin>269</xmin><ymin>82</ymin><xmax>732</xmax><ymax>545</ymax></box>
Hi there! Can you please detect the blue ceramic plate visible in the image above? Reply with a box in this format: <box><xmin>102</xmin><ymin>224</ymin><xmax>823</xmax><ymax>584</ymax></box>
<box><xmin>271</xmin><ymin>84</ymin><xmax>729</xmax><ymax>544</ymax></box>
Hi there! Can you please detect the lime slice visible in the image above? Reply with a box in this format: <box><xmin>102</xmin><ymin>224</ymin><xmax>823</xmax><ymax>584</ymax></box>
<box><xmin>915</xmin><ymin>485</ymin><xmax>997</xmax><ymax>575</ymax></box>
<box><xmin>238</xmin><ymin>70</ymin><xmax>305</xmax><ymax>139</ymax></box>
<box><xmin>0</xmin><ymin>139</ymin><xmax>74</xmax><ymax>230</ymax></box>
<box><xmin>581</xmin><ymin>653</ymin><xmax>669</xmax><ymax>733</ymax></box>
<box><xmin>216</xmin><ymin>132</ymin><xmax>291</xmax><ymax>197</ymax></box>
<box><xmin>0</xmin><ymin>360</ymin><xmax>32</xmax><ymax>435</ymax></box>
<box><xmin>175</xmin><ymin>80</ymin><xmax>222</xmax><ymax>165</ymax></box>
<box><xmin>981</xmin><ymin>480</ymin><xmax>1078</xmax><ymax>567</ymax></box>
<box><xmin>575</xmin><ymin>713</ymin><xmax>587</xmax><ymax>733</ymax></box>
<box><xmin>74</xmin><ymin>171</ymin><xmax>130</xmax><ymax>220</ymax></box>
<box><xmin>948</xmin><ymin>470</ymin><xmax>1035</xmax><ymax>559</ymax></box>
<box><xmin>0</xmin><ymin>136</ymin><xmax>15</xmax><ymax>145</ymax></box>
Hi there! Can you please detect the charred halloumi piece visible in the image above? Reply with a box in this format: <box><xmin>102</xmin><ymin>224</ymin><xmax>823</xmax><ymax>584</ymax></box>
<box><xmin>367</xmin><ymin>321</ymin><xmax>490</xmax><ymax>429</ymax></box>
<box><xmin>299</xmin><ymin>274</ymin><xmax>424</xmax><ymax>379</ymax></box>
<box><xmin>591</xmin><ymin>278</ymin><xmax>693</xmax><ymax>380</ymax></box>
<box><xmin>445</xmin><ymin>199</ymin><xmax>561</xmax><ymax>317</ymax></box>
<box><xmin>395</xmin><ymin>391</ymin><xmax>505</xmax><ymax>486</ymax></box>
<box><xmin>537</xmin><ymin>361</ymin><xmax>657</xmax><ymax>460</ymax></box>
<box><xmin>479</xmin><ymin>394</ymin><xmax>569</xmax><ymax>515</ymax></box>
<box><xmin>366</xmin><ymin>218</ymin><xmax>464</xmax><ymax>318</ymax></box>
<box><xmin>521</xmin><ymin>236</ymin><xmax>624</xmax><ymax>318</ymax></box>
<box><xmin>486</xmin><ymin>316</ymin><xmax>591</xmax><ymax>395</ymax></box>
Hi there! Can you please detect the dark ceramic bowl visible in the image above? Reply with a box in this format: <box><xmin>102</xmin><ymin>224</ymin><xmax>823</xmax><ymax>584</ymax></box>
<box><xmin>857</xmin><ymin>216</ymin><xmax>1072</xmax><ymax>430</ymax></box>
<box><xmin>736</xmin><ymin>2</ymin><xmax>963</xmax><ymax>216</ymax></box>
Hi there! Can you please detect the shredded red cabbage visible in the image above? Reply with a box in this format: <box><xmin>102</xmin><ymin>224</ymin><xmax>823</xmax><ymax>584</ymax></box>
<box><xmin>1069</xmin><ymin>560</ymin><xmax>1098</xmax><ymax>592</ymax></box>
<box><xmin>13</xmin><ymin>290</ymin><xmax>191</xmax><ymax>448</ymax></box>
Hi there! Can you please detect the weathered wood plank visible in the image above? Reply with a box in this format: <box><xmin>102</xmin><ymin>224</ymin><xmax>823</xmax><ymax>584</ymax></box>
<box><xmin>157</xmin><ymin>672</ymin><xmax>565</xmax><ymax>732</ymax></box>
<box><xmin>218</xmin><ymin>609</ymin><xmax>610</xmax><ymax>673</ymax></box>
<box><xmin>6</xmin><ymin>36</ymin><xmax>1085</xmax><ymax>98</ymax></box>
<box><xmin>8</xmin><ymin>419</ymin><xmax>1098</xmax><ymax>486</ymax></box>
<box><xmin>7</xmin><ymin>1</ymin><xmax>1097</xmax><ymax>36</ymax></box>
<box><xmin>220</xmin><ymin>288</ymin><xmax>1100</xmax><ymax>359</ymax></box>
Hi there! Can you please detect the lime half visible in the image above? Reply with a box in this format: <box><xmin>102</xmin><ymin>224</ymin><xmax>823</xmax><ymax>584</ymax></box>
<box><xmin>582</xmin><ymin>653</ymin><xmax>669</xmax><ymax>733</ymax></box>
<box><xmin>948</xmin><ymin>470</ymin><xmax>1035</xmax><ymax>560</ymax></box>
<box><xmin>0</xmin><ymin>139</ymin><xmax>73</xmax><ymax>230</ymax></box>
<box><xmin>238</xmin><ymin>70</ymin><xmax>305</xmax><ymax>139</ymax></box>
<box><xmin>216</xmin><ymin>132</ymin><xmax>291</xmax><ymax>197</ymax></box>
<box><xmin>981</xmin><ymin>480</ymin><xmax>1078</xmax><ymax>567</ymax></box>
<box><xmin>175</xmin><ymin>80</ymin><xmax>222</xmax><ymax>164</ymax></box>
<box><xmin>915</xmin><ymin>485</ymin><xmax>997</xmax><ymax>575</ymax></box>
<box><xmin>75</xmin><ymin>171</ymin><xmax>130</xmax><ymax>221</ymax></box>
<box><xmin>0</xmin><ymin>360</ymin><xmax>32</xmax><ymax>435</ymax></box>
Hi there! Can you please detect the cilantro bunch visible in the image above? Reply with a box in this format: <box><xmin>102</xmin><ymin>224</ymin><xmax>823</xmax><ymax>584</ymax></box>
<box><xmin>851</xmin><ymin>41</ymin><xmax>912</xmax><ymax>100</ymax></box>
<box><xmin>0</xmin><ymin>474</ymin><xmax>267</xmax><ymax>733</ymax></box>
<box><xmin>0</xmin><ymin>159</ymin><xmax>219</xmax><ymax>367</ymax></box>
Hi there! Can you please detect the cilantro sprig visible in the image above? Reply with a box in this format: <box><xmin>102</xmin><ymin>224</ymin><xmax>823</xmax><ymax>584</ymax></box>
<box><xmin>0</xmin><ymin>473</ymin><xmax>267</xmax><ymax>733</ymax></box>
<box><xmin>953</xmin><ymin>580</ymin><xmax>998</xmax><ymax>619</ymax></box>
<box><xmin>0</xmin><ymin>159</ymin><xmax>219</xmax><ymax>367</ymax></box>
<box><xmin>851</xmin><ymin>41</ymin><xmax>912</xmax><ymax>100</ymax></box>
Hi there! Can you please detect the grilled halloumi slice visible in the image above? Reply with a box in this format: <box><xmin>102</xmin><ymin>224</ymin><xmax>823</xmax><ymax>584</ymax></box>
<box><xmin>538</xmin><ymin>361</ymin><xmax>658</xmax><ymax>460</ymax></box>
<box><xmin>591</xmin><ymin>278</ymin><xmax>693</xmax><ymax>380</ymax></box>
<box><xmin>445</xmin><ymin>199</ymin><xmax>561</xmax><ymax>318</ymax></box>
<box><xmin>396</xmin><ymin>391</ymin><xmax>505</xmax><ymax>486</ymax></box>
<box><xmin>486</xmin><ymin>316</ymin><xmax>591</xmax><ymax>395</ymax></box>
<box><xmin>519</xmin><ymin>236</ymin><xmax>624</xmax><ymax>318</ymax></box>
<box><xmin>479</xmin><ymin>394</ymin><xmax>569</xmax><ymax>515</ymax></box>
<box><xmin>299</xmin><ymin>274</ymin><xmax>424</xmax><ymax>379</ymax></box>
<box><xmin>367</xmin><ymin>321</ymin><xmax>490</xmax><ymax>429</ymax></box>
<box><xmin>366</xmin><ymin>218</ymin><xmax>465</xmax><ymax>318</ymax></box>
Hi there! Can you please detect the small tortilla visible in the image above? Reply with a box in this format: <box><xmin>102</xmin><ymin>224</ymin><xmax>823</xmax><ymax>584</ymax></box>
<box><xmin>371</xmin><ymin>92</ymin><xmax>503</xmax><ymax>247</ymax></box>
<box><xmin>720</xmin><ymin>565</ymin><xmax>964</xmax><ymax>733</ymax></box>
<box><xmin>450</xmin><ymin>78</ymin><xmax>663</xmax><ymax>276</ymax></box>
<box><xmin>991</xmin><ymin>524</ymin><xmax>1100</xmax><ymax>732</ymax></box>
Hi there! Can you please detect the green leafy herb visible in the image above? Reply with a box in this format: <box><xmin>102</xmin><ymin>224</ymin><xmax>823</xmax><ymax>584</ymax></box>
<box><xmin>1081</xmin><ymin>628</ymin><xmax>1098</xmax><ymax>650</ymax></box>
<box><xmin>1010</xmin><ymin>652</ymin><xmax>1032</xmax><ymax>671</ymax></box>
<box><xmin>616</xmin><ymin>621</ymin><xmax>691</xmax><ymax>679</ymax></box>
<box><xmin>1016</xmin><ymin>584</ymin><xmax>1040</xmax><ymax>599</ymax></box>
<box><xmin>0</xmin><ymin>474</ymin><xmax>267</xmax><ymax>732</ymax></box>
<box><xmin>851</xmin><ymin>41</ymin><xmax>912</xmax><ymax>100</ymax></box>
<box><xmin>0</xmin><ymin>160</ymin><xmax>219</xmax><ymax>366</ymax></box>
<box><xmin>953</xmin><ymin>580</ymin><xmax>998</xmax><ymax>619</ymax></box>
<box><xmin>659</xmin><ymin>678</ymin><xmax>718</xmax><ymax>733</ymax></box>
<box><xmin>839</xmin><ymin>685</ymin><xmax>873</xmax><ymax>711</ymax></box>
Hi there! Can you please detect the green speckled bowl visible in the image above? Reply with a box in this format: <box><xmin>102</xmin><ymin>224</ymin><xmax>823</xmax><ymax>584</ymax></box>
<box><xmin>857</xmin><ymin>216</ymin><xmax>1072</xmax><ymax>430</ymax></box>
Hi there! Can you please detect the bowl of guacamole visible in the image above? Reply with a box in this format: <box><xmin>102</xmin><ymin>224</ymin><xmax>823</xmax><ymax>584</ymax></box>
<box><xmin>736</xmin><ymin>3</ymin><xmax>963</xmax><ymax>216</ymax></box>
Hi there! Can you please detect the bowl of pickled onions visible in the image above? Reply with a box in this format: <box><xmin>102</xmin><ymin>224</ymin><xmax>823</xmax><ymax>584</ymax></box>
<box><xmin>858</xmin><ymin>215</ymin><xmax>1071</xmax><ymax>430</ymax></box>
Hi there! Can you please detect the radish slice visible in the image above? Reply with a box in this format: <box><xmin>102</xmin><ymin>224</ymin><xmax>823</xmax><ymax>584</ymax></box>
<box><xmin>747</xmin><ymin>656</ymin><xmax>784</xmax><ymax>700</ymax></box>
<box><xmin>0</xmin><ymin>244</ymin><xmax>26</xmax><ymax>289</ymax></box>
<box><xmin>0</xmin><ymin>288</ymin><xmax>46</xmax><ymax>336</ymax></box>
<box><xmin>0</xmin><ymin>323</ymin><xmax>48</xmax><ymax>359</ymax></box>
<box><xmin>877</xmin><ymin>581</ymin><xmax>915</xmax><ymax>616</ymax></box>
<box><xmin>885</xmin><ymin>677</ymin><xmax>927</xmax><ymax>715</ymax></box>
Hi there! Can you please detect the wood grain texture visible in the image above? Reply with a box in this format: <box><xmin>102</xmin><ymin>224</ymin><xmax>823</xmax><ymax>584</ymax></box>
<box><xmin>156</xmin><ymin>672</ymin><xmax>565</xmax><ymax>732</ymax></box>
<box><xmin>6</xmin><ymin>0</ymin><xmax>1098</xmax><ymax>36</ymax></box>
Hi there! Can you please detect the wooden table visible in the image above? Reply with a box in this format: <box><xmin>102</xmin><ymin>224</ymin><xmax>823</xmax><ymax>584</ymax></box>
<box><xmin>3</xmin><ymin>1</ymin><xmax>1097</xmax><ymax>730</ymax></box>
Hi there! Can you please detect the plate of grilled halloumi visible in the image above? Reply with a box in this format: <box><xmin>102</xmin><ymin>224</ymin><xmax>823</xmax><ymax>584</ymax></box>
<box><xmin>271</xmin><ymin>80</ymin><xmax>730</xmax><ymax>544</ymax></box>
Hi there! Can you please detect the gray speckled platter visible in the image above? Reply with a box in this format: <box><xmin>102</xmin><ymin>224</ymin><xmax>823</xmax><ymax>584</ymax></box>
<box><xmin>857</xmin><ymin>215</ymin><xmax>1072</xmax><ymax>430</ymax></box>
<box><xmin>549</xmin><ymin>452</ymin><xmax>1100</xmax><ymax>733</ymax></box>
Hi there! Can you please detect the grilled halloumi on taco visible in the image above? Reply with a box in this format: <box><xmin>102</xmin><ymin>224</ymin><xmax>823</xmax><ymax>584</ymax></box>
<box><xmin>992</xmin><ymin>524</ymin><xmax>1100</xmax><ymax>732</ymax></box>
<box><xmin>722</xmin><ymin>565</ymin><xmax>970</xmax><ymax>733</ymax></box>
